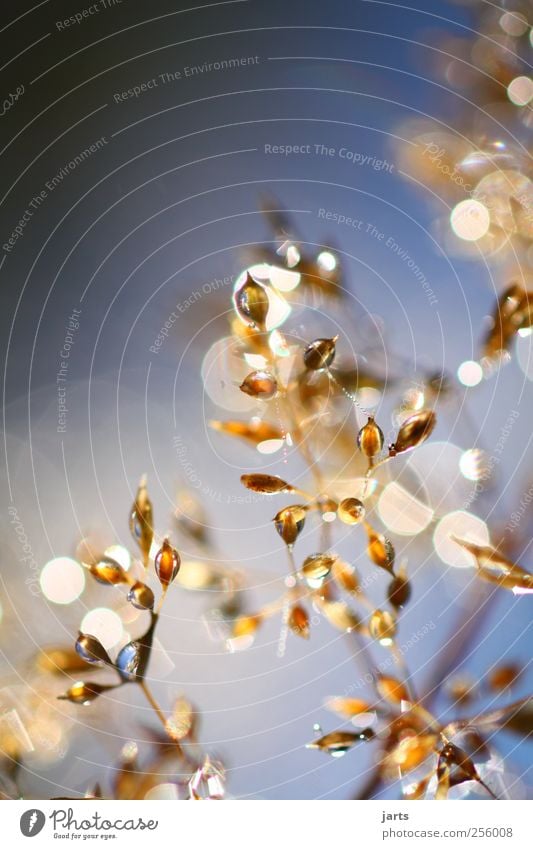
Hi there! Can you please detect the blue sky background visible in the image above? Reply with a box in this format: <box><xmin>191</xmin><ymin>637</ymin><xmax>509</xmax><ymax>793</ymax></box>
<box><xmin>1</xmin><ymin>0</ymin><xmax>532</xmax><ymax>799</ymax></box>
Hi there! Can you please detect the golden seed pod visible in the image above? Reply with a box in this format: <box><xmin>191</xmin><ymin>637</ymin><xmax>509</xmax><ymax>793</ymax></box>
<box><xmin>58</xmin><ymin>681</ymin><xmax>110</xmax><ymax>705</ymax></box>
<box><xmin>113</xmin><ymin>743</ymin><xmax>139</xmax><ymax>800</ymax></box>
<box><xmin>307</xmin><ymin>729</ymin><xmax>375</xmax><ymax>755</ymax></box>
<box><xmin>175</xmin><ymin>489</ymin><xmax>209</xmax><ymax>545</ymax></box>
<box><xmin>166</xmin><ymin>697</ymin><xmax>195</xmax><ymax>742</ymax></box>
<box><xmin>369</xmin><ymin>609</ymin><xmax>397</xmax><ymax>645</ymax></box>
<box><xmin>301</xmin><ymin>552</ymin><xmax>336</xmax><ymax>583</ymax></box>
<box><xmin>437</xmin><ymin>743</ymin><xmax>479</xmax><ymax>787</ymax></box>
<box><xmin>338</xmin><ymin>497</ymin><xmax>366</xmax><ymax>525</ymax></box>
<box><xmin>403</xmin><ymin>777</ymin><xmax>431</xmax><ymax>801</ymax></box>
<box><xmin>37</xmin><ymin>647</ymin><xmax>94</xmax><ymax>675</ymax></box>
<box><xmin>288</xmin><ymin>604</ymin><xmax>310</xmax><ymax>639</ymax></box>
<box><xmin>129</xmin><ymin>476</ymin><xmax>154</xmax><ymax>567</ymax></box>
<box><xmin>233</xmin><ymin>273</ymin><xmax>270</xmax><ymax>330</ymax></box>
<box><xmin>390</xmin><ymin>409</ymin><xmax>436</xmax><ymax>455</ymax></box>
<box><xmin>210</xmin><ymin>418</ymin><xmax>283</xmax><ymax>447</ymax></box>
<box><xmin>325</xmin><ymin>697</ymin><xmax>372</xmax><ymax>718</ymax></box>
<box><xmin>447</xmin><ymin>677</ymin><xmax>475</xmax><ymax>704</ymax></box>
<box><xmin>85</xmin><ymin>783</ymin><xmax>103</xmax><ymax>799</ymax></box>
<box><xmin>425</xmin><ymin>370</ymin><xmax>452</xmax><ymax>399</ymax></box>
<box><xmin>357</xmin><ymin>416</ymin><xmax>384</xmax><ymax>459</ymax></box>
<box><xmin>484</xmin><ymin>283</ymin><xmax>533</xmax><ymax>358</ymax></box>
<box><xmin>116</xmin><ymin>612</ymin><xmax>157</xmax><ymax>683</ymax></box>
<box><xmin>176</xmin><ymin>559</ymin><xmax>218</xmax><ymax>590</ymax></box>
<box><xmin>230</xmin><ymin>315</ymin><xmax>269</xmax><ymax>351</ymax></box>
<box><xmin>75</xmin><ymin>632</ymin><xmax>113</xmax><ymax>666</ymax></box>
<box><xmin>500</xmin><ymin>284</ymin><xmax>532</xmax><ymax>327</ymax></box>
<box><xmin>453</xmin><ymin>538</ymin><xmax>533</xmax><ymax>591</ymax></box>
<box><xmin>386</xmin><ymin>732</ymin><xmax>438</xmax><ymax>776</ymax></box>
<box><xmin>239</xmin><ymin>370</ymin><xmax>278</xmax><ymax>400</ymax></box>
<box><xmin>332</xmin><ymin>559</ymin><xmax>360</xmax><ymax>594</ymax></box>
<box><xmin>318</xmin><ymin>599</ymin><xmax>361</xmax><ymax>633</ymax></box>
<box><xmin>376</xmin><ymin>675</ymin><xmax>410</xmax><ymax>704</ymax></box>
<box><xmin>488</xmin><ymin>663</ymin><xmax>520</xmax><ymax>691</ymax></box>
<box><xmin>435</xmin><ymin>766</ymin><xmax>452</xmax><ymax>800</ymax></box>
<box><xmin>232</xmin><ymin>614</ymin><xmax>262</xmax><ymax>639</ymax></box>
<box><xmin>87</xmin><ymin>556</ymin><xmax>128</xmax><ymax>586</ymax></box>
<box><xmin>154</xmin><ymin>538</ymin><xmax>181</xmax><ymax>589</ymax></box>
<box><xmin>317</xmin><ymin>495</ymin><xmax>338</xmax><ymax>517</ymax></box>
<box><xmin>452</xmin><ymin>538</ymin><xmax>502</xmax><ymax>568</ymax></box>
<box><xmin>127</xmin><ymin>581</ymin><xmax>155</xmax><ymax>610</ymax></box>
<box><xmin>303</xmin><ymin>336</ymin><xmax>338</xmax><ymax>371</ymax></box>
<box><xmin>116</xmin><ymin>641</ymin><xmax>143</xmax><ymax>682</ymax></box>
<box><xmin>387</xmin><ymin>572</ymin><xmax>412</xmax><ymax>609</ymax></box>
<box><xmin>273</xmin><ymin>505</ymin><xmax>306</xmax><ymax>547</ymax></box>
<box><xmin>240</xmin><ymin>473</ymin><xmax>293</xmax><ymax>493</ymax></box>
<box><xmin>366</xmin><ymin>526</ymin><xmax>395</xmax><ymax>574</ymax></box>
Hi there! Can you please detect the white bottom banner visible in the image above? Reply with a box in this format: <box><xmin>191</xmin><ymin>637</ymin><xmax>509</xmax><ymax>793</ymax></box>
<box><xmin>2</xmin><ymin>800</ymin><xmax>531</xmax><ymax>849</ymax></box>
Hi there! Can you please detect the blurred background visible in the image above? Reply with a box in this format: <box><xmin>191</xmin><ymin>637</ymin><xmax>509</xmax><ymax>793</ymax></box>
<box><xmin>1</xmin><ymin>0</ymin><xmax>532</xmax><ymax>799</ymax></box>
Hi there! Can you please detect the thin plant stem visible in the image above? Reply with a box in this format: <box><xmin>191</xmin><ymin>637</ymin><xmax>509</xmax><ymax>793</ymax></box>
<box><xmin>274</xmin><ymin>364</ymin><xmax>325</xmax><ymax>492</ymax></box>
<box><xmin>155</xmin><ymin>587</ymin><xmax>168</xmax><ymax>615</ymax></box>
<box><xmin>286</xmin><ymin>546</ymin><xmax>297</xmax><ymax>577</ymax></box>
<box><xmin>391</xmin><ymin>642</ymin><xmax>417</xmax><ymax>703</ymax></box>
<box><xmin>139</xmin><ymin>680</ymin><xmax>169</xmax><ymax>732</ymax></box>
<box><xmin>138</xmin><ymin>680</ymin><xmax>195</xmax><ymax>767</ymax></box>
<box><xmin>350</xmin><ymin>630</ymin><xmax>380</xmax><ymax>690</ymax></box>
<box><xmin>291</xmin><ymin>486</ymin><xmax>316</xmax><ymax>501</ymax></box>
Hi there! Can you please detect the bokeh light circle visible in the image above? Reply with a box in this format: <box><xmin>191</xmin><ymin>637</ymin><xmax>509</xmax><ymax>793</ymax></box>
<box><xmin>40</xmin><ymin>558</ymin><xmax>85</xmax><ymax>605</ymax></box>
<box><xmin>80</xmin><ymin>607</ymin><xmax>124</xmax><ymax>649</ymax></box>
<box><xmin>433</xmin><ymin>510</ymin><xmax>490</xmax><ymax>568</ymax></box>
